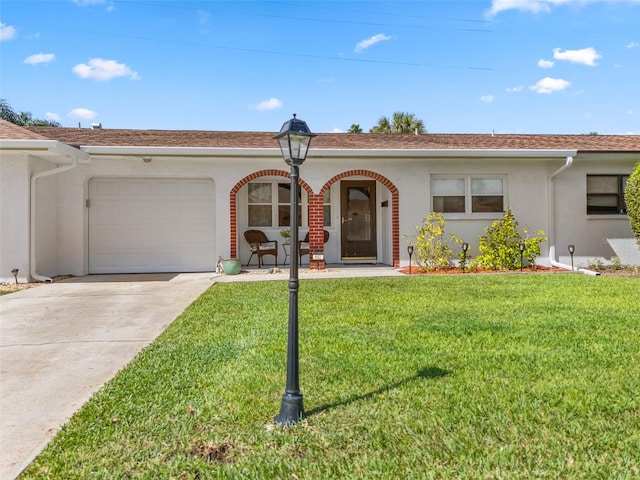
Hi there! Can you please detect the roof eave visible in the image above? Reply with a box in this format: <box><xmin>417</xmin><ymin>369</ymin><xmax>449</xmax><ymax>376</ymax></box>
<box><xmin>0</xmin><ymin>139</ymin><xmax>90</xmax><ymax>163</ymax></box>
<box><xmin>311</xmin><ymin>148</ymin><xmax>578</xmax><ymax>158</ymax></box>
<box><xmin>80</xmin><ymin>145</ymin><xmax>579</xmax><ymax>159</ymax></box>
<box><xmin>81</xmin><ymin>146</ymin><xmax>283</xmax><ymax>157</ymax></box>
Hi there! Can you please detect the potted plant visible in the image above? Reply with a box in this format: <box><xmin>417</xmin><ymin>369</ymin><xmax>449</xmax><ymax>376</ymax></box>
<box><xmin>220</xmin><ymin>258</ymin><xmax>241</xmax><ymax>275</ymax></box>
<box><xmin>280</xmin><ymin>229</ymin><xmax>291</xmax><ymax>244</ymax></box>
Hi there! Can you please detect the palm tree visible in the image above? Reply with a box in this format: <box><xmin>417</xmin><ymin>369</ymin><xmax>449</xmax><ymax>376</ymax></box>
<box><xmin>369</xmin><ymin>111</ymin><xmax>426</xmax><ymax>134</ymax></box>
<box><xmin>348</xmin><ymin>124</ymin><xmax>363</xmax><ymax>133</ymax></box>
<box><xmin>0</xmin><ymin>99</ymin><xmax>20</xmax><ymax>124</ymax></box>
<box><xmin>0</xmin><ymin>99</ymin><xmax>61</xmax><ymax>127</ymax></box>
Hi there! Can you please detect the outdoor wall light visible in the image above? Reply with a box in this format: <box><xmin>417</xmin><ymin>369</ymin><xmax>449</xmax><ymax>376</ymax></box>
<box><xmin>568</xmin><ymin>244</ymin><xmax>576</xmax><ymax>271</ymax></box>
<box><xmin>407</xmin><ymin>245</ymin><xmax>414</xmax><ymax>274</ymax></box>
<box><xmin>461</xmin><ymin>242</ymin><xmax>469</xmax><ymax>272</ymax></box>
<box><xmin>274</xmin><ymin>114</ymin><xmax>315</xmax><ymax>426</ymax></box>
<box><xmin>11</xmin><ymin>268</ymin><xmax>18</xmax><ymax>285</ymax></box>
<box><xmin>518</xmin><ymin>242</ymin><xmax>526</xmax><ymax>271</ymax></box>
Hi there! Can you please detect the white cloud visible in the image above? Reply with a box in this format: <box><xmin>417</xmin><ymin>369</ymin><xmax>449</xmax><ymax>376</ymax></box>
<box><xmin>72</xmin><ymin>58</ymin><xmax>140</xmax><ymax>81</ymax></box>
<box><xmin>627</xmin><ymin>41</ymin><xmax>640</xmax><ymax>48</ymax></box>
<box><xmin>488</xmin><ymin>0</ymin><xmax>640</xmax><ymax>17</ymax></box>
<box><xmin>553</xmin><ymin>47</ymin><xmax>601</xmax><ymax>66</ymax></box>
<box><xmin>0</xmin><ymin>22</ymin><xmax>17</xmax><ymax>41</ymax></box>
<box><xmin>45</xmin><ymin>112</ymin><xmax>60</xmax><ymax>122</ymax></box>
<box><xmin>24</xmin><ymin>53</ymin><xmax>55</xmax><ymax>65</ymax></box>
<box><xmin>538</xmin><ymin>58</ymin><xmax>555</xmax><ymax>68</ymax></box>
<box><xmin>506</xmin><ymin>85</ymin><xmax>524</xmax><ymax>93</ymax></box>
<box><xmin>72</xmin><ymin>0</ymin><xmax>115</xmax><ymax>11</ymax></box>
<box><xmin>68</xmin><ymin>108</ymin><xmax>97</xmax><ymax>119</ymax></box>
<box><xmin>251</xmin><ymin>98</ymin><xmax>282</xmax><ymax>111</ymax></box>
<box><xmin>480</xmin><ymin>94</ymin><xmax>495</xmax><ymax>103</ymax></box>
<box><xmin>354</xmin><ymin>33</ymin><xmax>393</xmax><ymax>53</ymax></box>
<box><xmin>488</xmin><ymin>0</ymin><xmax>551</xmax><ymax>16</ymax></box>
<box><xmin>530</xmin><ymin>77</ymin><xmax>570</xmax><ymax>93</ymax></box>
<box><xmin>331</xmin><ymin>127</ymin><xmax>343</xmax><ymax>133</ymax></box>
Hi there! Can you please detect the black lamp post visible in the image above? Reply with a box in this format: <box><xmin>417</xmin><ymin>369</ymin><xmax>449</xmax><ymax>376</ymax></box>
<box><xmin>568</xmin><ymin>244</ymin><xmax>575</xmax><ymax>271</ymax></box>
<box><xmin>274</xmin><ymin>114</ymin><xmax>315</xmax><ymax>426</ymax></box>
<box><xmin>518</xmin><ymin>242</ymin><xmax>526</xmax><ymax>271</ymax></box>
<box><xmin>461</xmin><ymin>242</ymin><xmax>469</xmax><ymax>272</ymax></box>
<box><xmin>407</xmin><ymin>245</ymin><xmax>414</xmax><ymax>274</ymax></box>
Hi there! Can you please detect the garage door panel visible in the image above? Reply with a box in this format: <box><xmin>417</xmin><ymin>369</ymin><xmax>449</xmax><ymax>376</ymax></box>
<box><xmin>92</xmin><ymin>179</ymin><xmax>121</xmax><ymax>196</ymax></box>
<box><xmin>89</xmin><ymin>178</ymin><xmax>216</xmax><ymax>273</ymax></box>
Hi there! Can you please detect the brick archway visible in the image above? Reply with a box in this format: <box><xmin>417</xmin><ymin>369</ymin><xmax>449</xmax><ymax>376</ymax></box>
<box><xmin>321</xmin><ymin>170</ymin><xmax>400</xmax><ymax>268</ymax></box>
<box><xmin>229</xmin><ymin>170</ymin><xmax>313</xmax><ymax>259</ymax></box>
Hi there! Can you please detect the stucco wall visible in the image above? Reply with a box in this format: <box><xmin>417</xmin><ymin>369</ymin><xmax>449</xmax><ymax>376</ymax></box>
<box><xmin>553</xmin><ymin>154</ymin><xmax>635</xmax><ymax>266</ymax></box>
<box><xmin>33</xmin><ymin>158</ymin><xmax>60</xmax><ymax>277</ymax></box>
<box><xmin>0</xmin><ymin>154</ymin><xmax>30</xmax><ymax>283</ymax></box>
<box><xmin>6</xmin><ymin>149</ymin><xmax>636</xmax><ymax>279</ymax></box>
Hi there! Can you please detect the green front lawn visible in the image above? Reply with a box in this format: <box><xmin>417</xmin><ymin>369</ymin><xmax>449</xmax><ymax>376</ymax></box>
<box><xmin>22</xmin><ymin>275</ymin><xmax>640</xmax><ymax>479</ymax></box>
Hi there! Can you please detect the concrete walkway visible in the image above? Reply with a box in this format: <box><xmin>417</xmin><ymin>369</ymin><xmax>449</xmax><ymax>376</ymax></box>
<box><xmin>0</xmin><ymin>266</ymin><xmax>402</xmax><ymax>479</ymax></box>
<box><xmin>0</xmin><ymin>273</ymin><xmax>216</xmax><ymax>480</ymax></box>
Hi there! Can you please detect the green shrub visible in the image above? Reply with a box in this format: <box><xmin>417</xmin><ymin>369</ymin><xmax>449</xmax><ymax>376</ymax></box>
<box><xmin>473</xmin><ymin>209</ymin><xmax>547</xmax><ymax>270</ymax></box>
<box><xmin>405</xmin><ymin>212</ymin><xmax>462</xmax><ymax>270</ymax></box>
<box><xmin>625</xmin><ymin>162</ymin><xmax>640</xmax><ymax>246</ymax></box>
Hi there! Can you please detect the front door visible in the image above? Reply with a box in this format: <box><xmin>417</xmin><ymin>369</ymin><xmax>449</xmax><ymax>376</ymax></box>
<box><xmin>340</xmin><ymin>180</ymin><xmax>377</xmax><ymax>260</ymax></box>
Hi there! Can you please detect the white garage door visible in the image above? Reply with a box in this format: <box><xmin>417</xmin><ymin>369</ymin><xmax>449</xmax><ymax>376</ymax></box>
<box><xmin>89</xmin><ymin>177</ymin><xmax>216</xmax><ymax>274</ymax></box>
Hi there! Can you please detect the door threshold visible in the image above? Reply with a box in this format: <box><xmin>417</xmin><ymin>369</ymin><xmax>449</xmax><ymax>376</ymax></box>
<box><xmin>341</xmin><ymin>257</ymin><xmax>377</xmax><ymax>264</ymax></box>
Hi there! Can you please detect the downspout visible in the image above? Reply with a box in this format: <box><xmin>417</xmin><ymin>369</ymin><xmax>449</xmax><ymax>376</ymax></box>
<box><xmin>30</xmin><ymin>157</ymin><xmax>80</xmax><ymax>282</ymax></box>
<box><xmin>547</xmin><ymin>155</ymin><xmax>600</xmax><ymax>276</ymax></box>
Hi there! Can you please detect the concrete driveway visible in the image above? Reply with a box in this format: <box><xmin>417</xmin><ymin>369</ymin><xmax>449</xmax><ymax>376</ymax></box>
<box><xmin>0</xmin><ymin>273</ymin><xmax>216</xmax><ymax>480</ymax></box>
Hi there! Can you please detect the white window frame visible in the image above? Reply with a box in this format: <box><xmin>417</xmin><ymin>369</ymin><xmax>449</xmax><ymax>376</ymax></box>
<box><xmin>431</xmin><ymin>175</ymin><xmax>506</xmax><ymax>218</ymax></box>
<box><xmin>247</xmin><ymin>181</ymin><xmax>308</xmax><ymax>228</ymax></box>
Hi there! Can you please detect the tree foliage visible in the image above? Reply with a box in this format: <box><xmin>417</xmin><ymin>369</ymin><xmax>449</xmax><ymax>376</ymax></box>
<box><xmin>625</xmin><ymin>162</ymin><xmax>640</xmax><ymax>246</ymax></box>
<box><xmin>369</xmin><ymin>111</ymin><xmax>426</xmax><ymax>134</ymax></box>
<box><xmin>0</xmin><ymin>99</ymin><xmax>61</xmax><ymax>127</ymax></box>
<box><xmin>473</xmin><ymin>209</ymin><xmax>547</xmax><ymax>270</ymax></box>
<box><xmin>348</xmin><ymin>124</ymin><xmax>363</xmax><ymax>133</ymax></box>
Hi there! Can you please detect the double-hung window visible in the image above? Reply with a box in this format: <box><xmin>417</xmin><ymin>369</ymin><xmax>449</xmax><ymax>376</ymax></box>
<box><xmin>432</xmin><ymin>176</ymin><xmax>505</xmax><ymax>214</ymax></box>
<box><xmin>248</xmin><ymin>182</ymin><xmax>302</xmax><ymax>227</ymax></box>
<box><xmin>586</xmin><ymin>175</ymin><xmax>629</xmax><ymax>215</ymax></box>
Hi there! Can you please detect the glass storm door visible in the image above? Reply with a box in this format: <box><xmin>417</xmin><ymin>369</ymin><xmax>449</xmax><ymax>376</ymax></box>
<box><xmin>340</xmin><ymin>180</ymin><xmax>377</xmax><ymax>260</ymax></box>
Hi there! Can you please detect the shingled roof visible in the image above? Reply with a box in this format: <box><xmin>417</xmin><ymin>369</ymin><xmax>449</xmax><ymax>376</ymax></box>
<box><xmin>11</xmin><ymin>123</ymin><xmax>640</xmax><ymax>153</ymax></box>
<box><xmin>0</xmin><ymin>119</ymin><xmax>49</xmax><ymax>140</ymax></box>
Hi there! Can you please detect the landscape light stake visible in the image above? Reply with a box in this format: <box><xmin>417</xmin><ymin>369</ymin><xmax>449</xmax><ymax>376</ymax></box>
<box><xmin>11</xmin><ymin>268</ymin><xmax>18</xmax><ymax>285</ymax></box>
<box><xmin>273</xmin><ymin>114</ymin><xmax>315</xmax><ymax>426</ymax></box>
<box><xmin>568</xmin><ymin>244</ymin><xmax>575</xmax><ymax>271</ymax></box>
<box><xmin>461</xmin><ymin>242</ymin><xmax>469</xmax><ymax>272</ymax></box>
<box><xmin>519</xmin><ymin>242</ymin><xmax>526</xmax><ymax>271</ymax></box>
<box><xmin>407</xmin><ymin>245</ymin><xmax>414</xmax><ymax>274</ymax></box>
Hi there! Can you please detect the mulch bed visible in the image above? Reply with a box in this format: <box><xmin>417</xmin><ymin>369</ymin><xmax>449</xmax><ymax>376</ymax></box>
<box><xmin>399</xmin><ymin>265</ymin><xmax>639</xmax><ymax>276</ymax></box>
<box><xmin>399</xmin><ymin>265</ymin><xmax>568</xmax><ymax>275</ymax></box>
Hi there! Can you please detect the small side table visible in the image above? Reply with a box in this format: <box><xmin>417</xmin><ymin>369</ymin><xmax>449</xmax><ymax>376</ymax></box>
<box><xmin>282</xmin><ymin>242</ymin><xmax>291</xmax><ymax>265</ymax></box>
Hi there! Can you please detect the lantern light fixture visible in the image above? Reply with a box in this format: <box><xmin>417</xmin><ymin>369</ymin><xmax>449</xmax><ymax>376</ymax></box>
<box><xmin>274</xmin><ymin>115</ymin><xmax>314</xmax><ymax>426</ymax></box>
<box><xmin>518</xmin><ymin>242</ymin><xmax>526</xmax><ymax>271</ymax></box>
<box><xmin>568</xmin><ymin>244</ymin><xmax>576</xmax><ymax>271</ymax></box>
<box><xmin>461</xmin><ymin>242</ymin><xmax>470</xmax><ymax>272</ymax></box>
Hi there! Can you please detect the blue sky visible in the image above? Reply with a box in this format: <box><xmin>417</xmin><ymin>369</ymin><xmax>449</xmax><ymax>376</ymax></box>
<box><xmin>1</xmin><ymin>0</ymin><xmax>639</xmax><ymax>134</ymax></box>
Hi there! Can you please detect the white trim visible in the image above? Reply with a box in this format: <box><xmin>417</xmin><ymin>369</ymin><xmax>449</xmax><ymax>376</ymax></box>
<box><xmin>80</xmin><ymin>146</ymin><xmax>578</xmax><ymax>159</ymax></box>
<box><xmin>0</xmin><ymin>139</ymin><xmax>90</xmax><ymax>163</ymax></box>
<box><xmin>309</xmin><ymin>149</ymin><xmax>578</xmax><ymax>159</ymax></box>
